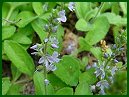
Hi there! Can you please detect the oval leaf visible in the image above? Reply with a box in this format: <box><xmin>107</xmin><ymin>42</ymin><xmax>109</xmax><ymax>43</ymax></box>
<box><xmin>54</xmin><ymin>55</ymin><xmax>80</xmax><ymax>86</ymax></box>
<box><xmin>2</xmin><ymin>26</ymin><xmax>16</xmax><ymax>40</ymax></box>
<box><xmin>85</xmin><ymin>16</ymin><xmax>110</xmax><ymax>45</ymax></box>
<box><xmin>16</xmin><ymin>11</ymin><xmax>37</xmax><ymax>28</ymax></box>
<box><xmin>4</xmin><ymin>40</ymin><xmax>35</xmax><ymax>76</ymax></box>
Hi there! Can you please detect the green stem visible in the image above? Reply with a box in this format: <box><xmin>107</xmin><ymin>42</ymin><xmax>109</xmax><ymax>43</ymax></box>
<box><xmin>3</xmin><ymin>7</ymin><xmax>14</xmax><ymax>26</ymax></box>
<box><xmin>43</xmin><ymin>32</ymin><xmax>51</xmax><ymax>95</ymax></box>
<box><xmin>90</xmin><ymin>2</ymin><xmax>105</xmax><ymax>23</ymax></box>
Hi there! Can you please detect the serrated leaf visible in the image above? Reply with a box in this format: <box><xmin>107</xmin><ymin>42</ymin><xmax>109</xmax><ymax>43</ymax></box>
<box><xmin>54</xmin><ymin>55</ymin><xmax>80</xmax><ymax>86</ymax></box>
<box><xmin>33</xmin><ymin>71</ymin><xmax>54</xmax><ymax>95</ymax></box>
<box><xmin>4</xmin><ymin>40</ymin><xmax>35</xmax><ymax>77</ymax></box>
<box><xmin>32</xmin><ymin>2</ymin><xmax>44</xmax><ymax>15</ymax></box>
<box><xmin>85</xmin><ymin>16</ymin><xmax>110</xmax><ymax>45</ymax></box>
<box><xmin>55</xmin><ymin>87</ymin><xmax>73</xmax><ymax>95</ymax></box>
<box><xmin>2</xmin><ymin>77</ymin><xmax>11</xmax><ymax>95</ymax></box>
<box><xmin>75</xmin><ymin>82</ymin><xmax>92</xmax><ymax>95</ymax></box>
<box><xmin>16</xmin><ymin>11</ymin><xmax>38</xmax><ymax>28</ymax></box>
<box><xmin>2</xmin><ymin>26</ymin><xmax>16</xmax><ymax>40</ymax></box>
<box><xmin>31</xmin><ymin>18</ymin><xmax>47</xmax><ymax>42</ymax></box>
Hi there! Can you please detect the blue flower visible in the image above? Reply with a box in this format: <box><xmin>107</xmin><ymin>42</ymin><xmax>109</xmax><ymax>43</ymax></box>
<box><xmin>49</xmin><ymin>37</ymin><xmax>59</xmax><ymax>48</ymax></box>
<box><xmin>94</xmin><ymin>62</ymin><xmax>105</xmax><ymax>79</ymax></box>
<box><xmin>68</xmin><ymin>2</ymin><xmax>75</xmax><ymax>11</ymax></box>
<box><xmin>38</xmin><ymin>51</ymin><xmax>60</xmax><ymax>71</ymax></box>
<box><xmin>96</xmin><ymin>80</ymin><xmax>109</xmax><ymax>95</ymax></box>
<box><xmin>57</xmin><ymin>10</ymin><xmax>67</xmax><ymax>22</ymax></box>
<box><xmin>111</xmin><ymin>66</ymin><xmax>118</xmax><ymax>76</ymax></box>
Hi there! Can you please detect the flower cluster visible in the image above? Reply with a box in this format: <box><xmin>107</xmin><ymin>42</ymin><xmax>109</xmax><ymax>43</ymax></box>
<box><xmin>90</xmin><ymin>31</ymin><xmax>127</xmax><ymax>95</ymax></box>
<box><xmin>30</xmin><ymin>5</ymin><xmax>67</xmax><ymax>86</ymax></box>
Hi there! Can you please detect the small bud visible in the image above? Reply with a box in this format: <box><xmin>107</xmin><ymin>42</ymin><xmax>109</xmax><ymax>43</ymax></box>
<box><xmin>113</xmin><ymin>59</ymin><xmax>118</xmax><ymax>63</ymax></box>
<box><xmin>52</xmin><ymin>26</ymin><xmax>58</xmax><ymax>33</ymax></box>
<box><xmin>103</xmin><ymin>53</ymin><xmax>108</xmax><ymax>58</ymax></box>
<box><xmin>119</xmin><ymin>47</ymin><xmax>124</xmax><ymax>51</ymax></box>
<box><xmin>44</xmin><ymin>38</ymin><xmax>49</xmax><ymax>43</ymax></box>
<box><xmin>112</xmin><ymin>44</ymin><xmax>117</xmax><ymax>49</ymax></box>
<box><xmin>44</xmin><ymin>79</ymin><xmax>49</xmax><ymax>85</ymax></box>
<box><xmin>44</xmin><ymin>24</ymin><xmax>49</xmax><ymax>31</ymax></box>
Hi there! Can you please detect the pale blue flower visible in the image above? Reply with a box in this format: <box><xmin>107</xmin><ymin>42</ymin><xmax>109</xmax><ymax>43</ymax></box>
<box><xmin>96</xmin><ymin>80</ymin><xmax>109</xmax><ymax>95</ymax></box>
<box><xmin>111</xmin><ymin>66</ymin><xmax>118</xmax><ymax>76</ymax></box>
<box><xmin>49</xmin><ymin>37</ymin><xmax>59</xmax><ymax>48</ymax></box>
<box><xmin>94</xmin><ymin>63</ymin><xmax>105</xmax><ymax>79</ymax></box>
<box><xmin>57</xmin><ymin>10</ymin><xmax>67</xmax><ymax>22</ymax></box>
<box><xmin>68</xmin><ymin>2</ymin><xmax>75</xmax><ymax>11</ymax></box>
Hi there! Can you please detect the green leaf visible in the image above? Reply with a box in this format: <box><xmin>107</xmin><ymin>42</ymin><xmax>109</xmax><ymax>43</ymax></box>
<box><xmin>79</xmin><ymin>37</ymin><xmax>92</xmax><ymax>52</ymax></box>
<box><xmin>11</xmin><ymin>64</ymin><xmax>21</xmax><ymax>82</ymax></box>
<box><xmin>31</xmin><ymin>18</ymin><xmax>47</xmax><ymax>42</ymax></box>
<box><xmin>79</xmin><ymin>68</ymin><xmax>97</xmax><ymax>85</ymax></box>
<box><xmin>2</xmin><ymin>77</ymin><xmax>11</xmax><ymax>95</ymax></box>
<box><xmin>90</xmin><ymin>47</ymin><xmax>102</xmax><ymax>60</ymax></box>
<box><xmin>47</xmin><ymin>73</ymin><xmax>67</xmax><ymax>91</ymax></box>
<box><xmin>16</xmin><ymin>11</ymin><xmax>38</xmax><ymax>28</ymax></box>
<box><xmin>18</xmin><ymin>24</ymin><xmax>34</xmax><ymax>36</ymax></box>
<box><xmin>119</xmin><ymin>2</ymin><xmax>127</xmax><ymax>16</ymax></box>
<box><xmin>4</xmin><ymin>40</ymin><xmax>35</xmax><ymax>77</ymax></box>
<box><xmin>11</xmin><ymin>32</ymin><xmax>32</xmax><ymax>45</ymax></box>
<box><xmin>75</xmin><ymin>19</ymin><xmax>92</xmax><ymax>31</ymax></box>
<box><xmin>54</xmin><ymin>55</ymin><xmax>80</xmax><ymax>86</ymax></box>
<box><xmin>6</xmin><ymin>83</ymin><xmax>23</xmax><ymax>95</ymax></box>
<box><xmin>85</xmin><ymin>16</ymin><xmax>110</xmax><ymax>45</ymax></box>
<box><xmin>75</xmin><ymin>82</ymin><xmax>92</xmax><ymax>95</ymax></box>
<box><xmin>33</xmin><ymin>71</ymin><xmax>54</xmax><ymax>95</ymax></box>
<box><xmin>55</xmin><ymin>87</ymin><xmax>73</xmax><ymax>95</ymax></box>
<box><xmin>2</xmin><ymin>3</ymin><xmax>10</xmax><ymax>19</ymax></box>
<box><xmin>2</xmin><ymin>26</ymin><xmax>16</xmax><ymax>40</ymax></box>
<box><xmin>101</xmin><ymin>12</ymin><xmax>127</xmax><ymax>26</ymax></box>
<box><xmin>75</xmin><ymin>2</ymin><xmax>91</xmax><ymax>19</ymax></box>
<box><xmin>32</xmin><ymin>2</ymin><xmax>44</xmax><ymax>15</ymax></box>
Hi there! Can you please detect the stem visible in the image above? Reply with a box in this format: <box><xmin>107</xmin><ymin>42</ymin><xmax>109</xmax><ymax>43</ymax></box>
<box><xmin>43</xmin><ymin>32</ymin><xmax>51</xmax><ymax>95</ymax></box>
<box><xmin>90</xmin><ymin>2</ymin><xmax>105</xmax><ymax>23</ymax></box>
<box><xmin>3</xmin><ymin>7</ymin><xmax>14</xmax><ymax>26</ymax></box>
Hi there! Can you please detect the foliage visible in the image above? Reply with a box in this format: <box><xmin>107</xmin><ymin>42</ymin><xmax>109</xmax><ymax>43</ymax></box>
<box><xmin>2</xmin><ymin>2</ymin><xmax>127</xmax><ymax>95</ymax></box>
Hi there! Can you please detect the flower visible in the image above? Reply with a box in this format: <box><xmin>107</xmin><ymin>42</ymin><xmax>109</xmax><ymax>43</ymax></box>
<box><xmin>94</xmin><ymin>62</ymin><xmax>105</xmax><ymax>79</ymax></box>
<box><xmin>47</xmin><ymin>51</ymin><xmax>60</xmax><ymax>63</ymax></box>
<box><xmin>52</xmin><ymin>26</ymin><xmax>58</xmax><ymax>33</ymax></box>
<box><xmin>30</xmin><ymin>44</ymin><xmax>38</xmax><ymax>50</ymax></box>
<box><xmin>44</xmin><ymin>79</ymin><xmax>49</xmax><ymax>85</ymax></box>
<box><xmin>68</xmin><ymin>2</ymin><xmax>75</xmax><ymax>11</ymax></box>
<box><xmin>57</xmin><ymin>10</ymin><xmax>67</xmax><ymax>22</ymax></box>
<box><xmin>44</xmin><ymin>38</ymin><xmax>49</xmax><ymax>43</ymax></box>
<box><xmin>38</xmin><ymin>51</ymin><xmax>60</xmax><ymax>71</ymax></box>
<box><xmin>96</xmin><ymin>80</ymin><xmax>109</xmax><ymax>95</ymax></box>
<box><xmin>49</xmin><ymin>37</ymin><xmax>59</xmax><ymax>48</ymax></box>
<box><xmin>114</xmin><ymin>59</ymin><xmax>118</xmax><ymax>63</ymax></box>
<box><xmin>111</xmin><ymin>66</ymin><xmax>118</xmax><ymax>76</ymax></box>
